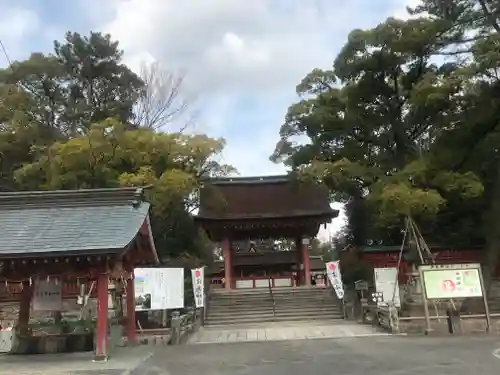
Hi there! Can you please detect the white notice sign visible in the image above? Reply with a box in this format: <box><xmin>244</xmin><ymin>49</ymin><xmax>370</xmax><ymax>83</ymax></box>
<box><xmin>326</xmin><ymin>261</ymin><xmax>344</xmax><ymax>299</ymax></box>
<box><xmin>134</xmin><ymin>268</ymin><xmax>184</xmax><ymax>310</ymax></box>
<box><xmin>33</xmin><ymin>280</ymin><xmax>62</xmax><ymax>311</ymax></box>
<box><xmin>374</xmin><ymin>267</ymin><xmax>401</xmax><ymax>308</ymax></box>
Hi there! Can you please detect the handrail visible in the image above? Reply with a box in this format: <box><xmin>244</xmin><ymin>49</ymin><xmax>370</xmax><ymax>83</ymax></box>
<box><xmin>268</xmin><ymin>277</ymin><xmax>276</xmax><ymax>317</ymax></box>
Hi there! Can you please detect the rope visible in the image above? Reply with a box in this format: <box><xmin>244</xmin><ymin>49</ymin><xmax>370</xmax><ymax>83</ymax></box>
<box><xmin>391</xmin><ymin>217</ymin><xmax>409</xmax><ymax>303</ymax></box>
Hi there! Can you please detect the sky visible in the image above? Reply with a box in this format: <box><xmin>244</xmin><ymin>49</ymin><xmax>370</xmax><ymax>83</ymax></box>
<box><xmin>0</xmin><ymin>0</ymin><xmax>418</xmax><ymax>241</ymax></box>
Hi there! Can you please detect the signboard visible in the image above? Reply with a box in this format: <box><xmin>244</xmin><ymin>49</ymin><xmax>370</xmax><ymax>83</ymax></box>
<box><xmin>134</xmin><ymin>268</ymin><xmax>184</xmax><ymax>311</ymax></box>
<box><xmin>374</xmin><ymin>267</ymin><xmax>401</xmax><ymax>308</ymax></box>
<box><xmin>354</xmin><ymin>280</ymin><xmax>368</xmax><ymax>291</ymax></box>
<box><xmin>0</xmin><ymin>329</ymin><xmax>13</xmax><ymax>353</ymax></box>
<box><xmin>420</xmin><ymin>263</ymin><xmax>483</xmax><ymax>299</ymax></box>
<box><xmin>326</xmin><ymin>261</ymin><xmax>344</xmax><ymax>299</ymax></box>
<box><xmin>32</xmin><ymin>279</ymin><xmax>62</xmax><ymax>311</ymax></box>
<box><xmin>191</xmin><ymin>267</ymin><xmax>205</xmax><ymax>308</ymax></box>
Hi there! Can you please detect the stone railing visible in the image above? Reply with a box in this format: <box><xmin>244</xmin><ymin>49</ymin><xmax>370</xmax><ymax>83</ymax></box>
<box><xmin>376</xmin><ymin>303</ymin><xmax>399</xmax><ymax>334</ymax></box>
<box><xmin>136</xmin><ymin>307</ymin><xmax>204</xmax><ymax>346</ymax></box>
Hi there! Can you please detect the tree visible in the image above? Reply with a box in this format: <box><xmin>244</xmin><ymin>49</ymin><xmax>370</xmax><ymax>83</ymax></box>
<box><xmin>14</xmin><ymin>119</ymin><xmax>235</xmax><ymax>259</ymax></box>
<box><xmin>411</xmin><ymin>0</ymin><xmax>500</xmax><ymax>280</ymax></box>
<box><xmin>0</xmin><ymin>29</ymin><xmax>235</xmax><ymax>262</ymax></box>
<box><xmin>0</xmin><ymin>32</ymin><xmax>143</xmax><ymax>138</ymax></box>
<box><xmin>133</xmin><ymin>62</ymin><xmax>198</xmax><ymax>131</ymax></box>
<box><xmin>272</xmin><ymin>17</ymin><xmax>483</xmax><ymax>248</ymax></box>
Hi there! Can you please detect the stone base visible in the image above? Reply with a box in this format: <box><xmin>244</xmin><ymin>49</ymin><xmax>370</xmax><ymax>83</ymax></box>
<box><xmin>124</xmin><ymin>339</ymin><xmax>139</xmax><ymax>347</ymax></box>
<box><xmin>92</xmin><ymin>354</ymin><xmax>109</xmax><ymax>362</ymax></box>
<box><xmin>399</xmin><ymin>316</ymin><xmax>500</xmax><ymax>335</ymax></box>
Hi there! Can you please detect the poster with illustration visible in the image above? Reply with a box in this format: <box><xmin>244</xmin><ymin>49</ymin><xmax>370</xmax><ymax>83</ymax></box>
<box><xmin>134</xmin><ymin>268</ymin><xmax>184</xmax><ymax>311</ymax></box>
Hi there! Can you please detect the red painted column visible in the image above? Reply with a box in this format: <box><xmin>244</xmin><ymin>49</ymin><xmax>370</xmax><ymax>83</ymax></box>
<box><xmin>302</xmin><ymin>237</ymin><xmax>311</xmax><ymax>286</ymax></box>
<box><xmin>222</xmin><ymin>237</ymin><xmax>232</xmax><ymax>290</ymax></box>
<box><xmin>95</xmin><ymin>273</ymin><xmax>109</xmax><ymax>361</ymax></box>
<box><xmin>295</xmin><ymin>237</ymin><xmax>303</xmax><ymax>285</ymax></box>
<box><xmin>126</xmin><ymin>276</ymin><xmax>137</xmax><ymax>344</ymax></box>
<box><xmin>18</xmin><ymin>280</ymin><xmax>32</xmax><ymax>335</ymax></box>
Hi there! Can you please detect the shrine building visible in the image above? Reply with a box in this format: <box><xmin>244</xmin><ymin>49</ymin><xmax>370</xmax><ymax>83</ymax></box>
<box><xmin>0</xmin><ymin>187</ymin><xmax>159</xmax><ymax>360</ymax></box>
<box><xmin>195</xmin><ymin>175</ymin><xmax>338</xmax><ymax>289</ymax></box>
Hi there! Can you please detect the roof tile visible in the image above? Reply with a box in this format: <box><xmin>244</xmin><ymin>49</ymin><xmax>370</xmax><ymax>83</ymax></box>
<box><xmin>0</xmin><ymin>188</ymin><xmax>150</xmax><ymax>258</ymax></box>
<box><xmin>197</xmin><ymin>175</ymin><xmax>336</xmax><ymax>220</ymax></box>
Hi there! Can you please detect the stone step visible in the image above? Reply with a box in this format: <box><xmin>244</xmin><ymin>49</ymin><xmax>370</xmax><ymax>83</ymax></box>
<box><xmin>203</xmin><ymin>318</ymin><xmax>345</xmax><ymax>329</ymax></box>
<box><xmin>208</xmin><ymin>305</ymin><xmax>341</xmax><ymax>318</ymax></box>
<box><xmin>212</xmin><ymin>293</ymin><xmax>336</xmax><ymax>301</ymax></box>
<box><xmin>207</xmin><ymin>287</ymin><xmax>343</xmax><ymax>327</ymax></box>
<box><xmin>211</xmin><ymin>299</ymin><xmax>339</xmax><ymax>307</ymax></box>
<box><xmin>208</xmin><ymin>307</ymin><xmax>274</xmax><ymax>316</ymax></box>
<box><xmin>209</xmin><ymin>302</ymin><xmax>339</xmax><ymax>312</ymax></box>
<box><xmin>205</xmin><ymin>313</ymin><xmax>344</xmax><ymax>326</ymax></box>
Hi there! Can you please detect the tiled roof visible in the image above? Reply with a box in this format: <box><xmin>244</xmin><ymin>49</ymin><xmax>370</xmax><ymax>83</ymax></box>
<box><xmin>197</xmin><ymin>175</ymin><xmax>337</xmax><ymax>220</ymax></box>
<box><xmin>0</xmin><ymin>187</ymin><xmax>150</xmax><ymax>258</ymax></box>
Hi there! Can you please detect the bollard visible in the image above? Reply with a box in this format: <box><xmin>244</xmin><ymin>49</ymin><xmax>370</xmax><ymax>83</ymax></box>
<box><xmin>446</xmin><ymin>308</ymin><xmax>462</xmax><ymax>335</ymax></box>
<box><xmin>170</xmin><ymin>311</ymin><xmax>181</xmax><ymax>345</ymax></box>
<box><xmin>387</xmin><ymin>303</ymin><xmax>399</xmax><ymax>334</ymax></box>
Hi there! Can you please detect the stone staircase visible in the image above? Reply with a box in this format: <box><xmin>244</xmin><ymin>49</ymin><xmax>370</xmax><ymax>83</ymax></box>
<box><xmin>205</xmin><ymin>287</ymin><xmax>344</xmax><ymax>327</ymax></box>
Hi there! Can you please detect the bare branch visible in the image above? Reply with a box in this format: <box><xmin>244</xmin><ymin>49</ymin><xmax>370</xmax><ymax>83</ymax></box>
<box><xmin>133</xmin><ymin>61</ymin><xmax>198</xmax><ymax>131</ymax></box>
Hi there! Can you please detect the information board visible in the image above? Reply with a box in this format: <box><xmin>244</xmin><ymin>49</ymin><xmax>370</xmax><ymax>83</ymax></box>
<box><xmin>33</xmin><ymin>279</ymin><xmax>62</xmax><ymax>311</ymax></box>
<box><xmin>134</xmin><ymin>268</ymin><xmax>184</xmax><ymax>311</ymax></box>
<box><xmin>420</xmin><ymin>264</ymin><xmax>483</xmax><ymax>299</ymax></box>
<box><xmin>374</xmin><ymin>267</ymin><xmax>401</xmax><ymax>307</ymax></box>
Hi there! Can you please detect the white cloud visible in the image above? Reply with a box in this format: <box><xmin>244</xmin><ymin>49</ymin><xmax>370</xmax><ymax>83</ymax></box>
<box><xmin>0</xmin><ymin>0</ymin><xmax>418</xmax><ymax>240</ymax></box>
<box><xmin>0</xmin><ymin>5</ymin><xmax>40</xmax><ymax>59</ymax></box>
<box><xmin>0</xmin><ymin>6</ymin><xmax>39</xmax><ymax>41</ymax></box>
<box><xmin>95</xmin><ymin>0</ymin><xmax>417</xmax><ymax>239</ymax></box>
<box><xmin>101</xmin><ymin>0</ymin><xmax>348</xmax><ymax>95</ymax></box>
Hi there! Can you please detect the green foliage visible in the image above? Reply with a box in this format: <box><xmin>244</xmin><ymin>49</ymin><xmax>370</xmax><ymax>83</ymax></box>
<box><xmin>272</xmin><ymin>2</ymin><xmax>500</xmax><ymax>266</ymax></box>
<box><xmin>0</xmin><ymin>30</ymin><xmax>235</xmax><ymax>261</ymax></box>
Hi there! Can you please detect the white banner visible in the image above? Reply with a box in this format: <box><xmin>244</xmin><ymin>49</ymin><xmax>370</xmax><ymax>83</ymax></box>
<box><xmin>326</xmin><ymin>261</ymin><xmax>344</xmax><ymax>299</ymax></box>
<box><xmin>374</xmin><ymin>267</ymin><xmax>401</xmax><ymax>308</ymax></box>
<box><xmin>33</xmin><ymin>280</ymin><xmax>62</xmax><ymax>311</ymax></box>
<box><xmin>191</xmin><ymin>267</ymin><xmax>205</xmax><ymax>308</ymax></box>
<box><xmin>134</xmin><ymin>268</ymin><xmax>184</xmax><ymax>310</ymax></box>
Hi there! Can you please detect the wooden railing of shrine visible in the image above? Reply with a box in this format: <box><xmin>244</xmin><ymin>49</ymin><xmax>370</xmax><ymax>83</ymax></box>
<box><xmin>209</xmin><ymin>275</ymin><xmax>294</xmax><ymax>289</ymax></box>
<box><xmin>231</xmin><ymin>251</ymin><xmax>297</xmax><ymax>266</ymax></box>
<box><xmin>0</xmin><ymin>281</ymin><xmax>97</xmax><ymax>303</ymax></box>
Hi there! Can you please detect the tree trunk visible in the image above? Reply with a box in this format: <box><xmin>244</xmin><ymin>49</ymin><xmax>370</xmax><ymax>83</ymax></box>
<box><xmin>483</xmin><ymin>161</ymin><xmax>500</xmax><ymax>293</ymax></box>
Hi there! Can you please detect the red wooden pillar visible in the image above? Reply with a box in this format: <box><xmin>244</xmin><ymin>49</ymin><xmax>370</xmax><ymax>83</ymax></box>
<box><xmin>295</xmin><ymin>237</ymin><xmax>303</xmax><ymax>285</ymax></box>
<box><xmin>94</xmin><ymin>273</ymin><xmax>109</xmax><ymax>361</ymax></box>
<box><xmin>18</xmin><ymin>280</ymin><xmax>32</xmax><ymax>335</ymax></box>
<box><xmin>126</xmin><ymin>276</ymin><xmax>137</xmax><ymax>344</ymax></box>
<box><xmin>222</xmin><ymin>237</ymin><xmax>232</xmax><ymax>290</ymax></box>
<box><xmin>302</xmin><ymin>237</ymin><xmax>311</xmax><ymax>287</ymax></box>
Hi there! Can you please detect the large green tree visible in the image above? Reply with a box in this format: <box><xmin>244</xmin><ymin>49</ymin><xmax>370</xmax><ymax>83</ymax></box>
<box><xmin>0</xmin><ymin>32</ymin><xmax>143</xmax><ymax>138</ymax></box>
<box><xmin>272</xmin><ymin>16</ymin><xmax>483</xmax><ymax>248</ymax></box>
<box><xmin>411</xmin><ymin>0</ymin><xmax>500</xmax><ymax>278</ymax></box>
<box><xmin>13</xmin><ymin>120</ymin><xmax>234</xmax><ymax>259</ymax></box>
<box><xmin>0</xmin><ymin>30</ymin><xmax>234</xmax><ymax>262</ymax></box>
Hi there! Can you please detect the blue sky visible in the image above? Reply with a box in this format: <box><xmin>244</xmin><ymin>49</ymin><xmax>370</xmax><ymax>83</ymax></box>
<box><xmin>0</xmin><ymin>0</ymin><xmax>418</xmax><ymax>238</ymax></box>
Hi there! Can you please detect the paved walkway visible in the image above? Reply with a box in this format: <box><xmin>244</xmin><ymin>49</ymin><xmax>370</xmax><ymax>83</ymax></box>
<box><xmin>138</xmin><ymin>334</ymin><xmax>500</xmax><ymax>375</ymax></box>
<box><xmin>0</xmin><ymin>346</ymin><xmax>153</xmax><ymax>375</ymax></box>
<box><xmin>188</xmin><ymin>321</ymin><xmax>392</xmax><ymax>344</ymax></box>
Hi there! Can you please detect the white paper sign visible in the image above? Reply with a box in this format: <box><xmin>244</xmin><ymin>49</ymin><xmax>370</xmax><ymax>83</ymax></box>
<box><xmin>374</xmin><ymin>267</ymin><xmax>401</xmax><ymax>308</ymax></box>
<box><xmin>134</xmin><ymin>268</ymin><xmax>184</xmax><ymax>310</ymax></box>
<box><xmin>0</xmin><ymin>330</ymin><xmax>14</xmax><ymax>353</ymax></box>
<box><xmin>33</xmin><ymin>280</ymin><xmax>62</xmax><ymax>311</ymax></box>
<box><xmin>191</xmin><ymin>267</ymin><xmax>205</xmax><ymax>308</ymax></box>
<box><xmin>326</xmin><ymin>261</ymin><xmax>344</xmax><ymax>299</ymax></box>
